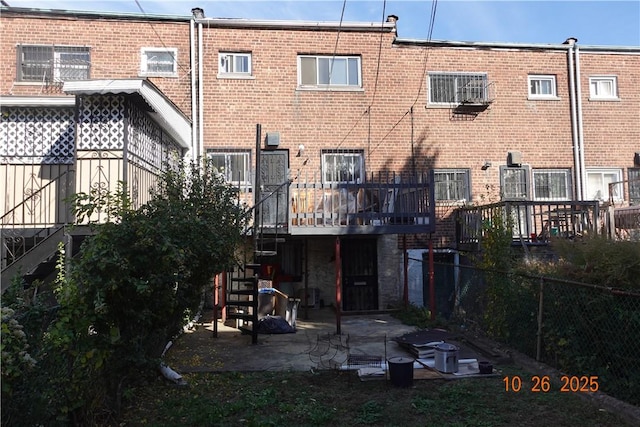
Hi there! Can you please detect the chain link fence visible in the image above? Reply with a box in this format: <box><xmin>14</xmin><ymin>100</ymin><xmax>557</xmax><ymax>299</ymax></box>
<box><xmin>453</xmin><ymin>263</ymin><xmax>640</xmax><ymax>406</ymax></box>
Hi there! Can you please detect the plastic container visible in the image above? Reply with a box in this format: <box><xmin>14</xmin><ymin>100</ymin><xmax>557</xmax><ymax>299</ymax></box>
<box><xmin>387</xmin><ymin>356</ymin><xmax>415</xmax><ymax>387</ymax></box>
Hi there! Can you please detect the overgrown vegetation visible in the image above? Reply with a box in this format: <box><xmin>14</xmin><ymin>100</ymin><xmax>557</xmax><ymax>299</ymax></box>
<box><xmin>1</xmin><ymin>160</ymin><xmax>248</xmax><ymax>426</ymax></box>
<box><xmin>461</xmin><ymin>209</ymin><xmax>640</xmax><ymax>407</ymax></box>
<box><xmin>118</xmin><ymin>368</ymin><xmax>631</xmax><ymax>426</ymax></box>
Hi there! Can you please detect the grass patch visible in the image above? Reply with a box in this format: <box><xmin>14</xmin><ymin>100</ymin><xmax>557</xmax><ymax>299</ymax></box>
<box><xmin>119</xmin><ymin>367</ymin><xmax>631</xmax><ymax>426</ymax></box>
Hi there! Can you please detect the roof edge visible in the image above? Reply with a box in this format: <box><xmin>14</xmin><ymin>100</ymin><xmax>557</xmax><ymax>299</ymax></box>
<box><xmin>63</xmin><ymin>79</ymin><xmax>191</xmax><ymax>149</ymax></box>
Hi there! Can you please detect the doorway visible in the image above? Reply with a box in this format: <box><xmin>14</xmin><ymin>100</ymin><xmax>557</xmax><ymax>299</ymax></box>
<box><xmin>341</xmin><ymin>238</ymin><xmax>378</xmax><ymax>311</ymax></box>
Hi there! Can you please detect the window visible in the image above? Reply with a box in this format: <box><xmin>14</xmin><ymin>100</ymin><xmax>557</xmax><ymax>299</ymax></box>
<box><xmin>500</xmin><ymin>166</ymin><xmax>530</xmax><ymax>200</ymax></box>
<box><xmin>589</xmin><ymin>76</ymin><xmax>618</xmax><ymax>100</ymax></box>
<box><xmin>17</xmin><ymin>45</ymin><xmax>90</xmax><ymax>82</ymax></box>
<box><xmin>533</xmin><ymin>169</ymin><xmax>571</xmax><ymax>201</ymax></box>
<box><xmin>434</xmin><ymin>169</ymin><xmax>471</xmax><ymax>202</ymax></box>
<box><xmin>428</xmin><ymin>72</ymin><xmax>489</xmax><ymax>104</ymax></box>
<box><xmin>218</xmin><ymin>52</ymin><xmax>252</xmax><ymax>76</ymax></box>
<box><xmin>207</xmin><ymin>150</ymin><xmax>251</xmax><ymax>187</ymax></box>
<box><xmin>298</xmin><ymin>55</ymin><xmax>361</xmax><ymax>88</ymax></box>
<box><xmin>321</xmin><ymin>150</ymin><xmax>364</xmax><ymax>184</ymax></box>
<box><xmin>629</xmin><ymin>168</ymin><xmax>640</xmax><ymax>203</ymax></box>
<box><xmin>586</xmin><ymin>168</ymin><xmax>623</xmax><ymax>202</ymax></box>
<box><xmin>141</xmin><ymin>48</ymin><xmax>178</xmax><ymax>76</ymax></box>
<box><xmin>528</xmin><ymin>75</ymin><xmax>557</xmax><ymax>99</ymax></box>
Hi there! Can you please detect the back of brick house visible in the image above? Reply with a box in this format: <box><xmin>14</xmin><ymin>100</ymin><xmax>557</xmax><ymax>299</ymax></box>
<box><xmin>1</xmin><ymin>6</ymin><xmax>639</xmax><ymax>316</ymax></box>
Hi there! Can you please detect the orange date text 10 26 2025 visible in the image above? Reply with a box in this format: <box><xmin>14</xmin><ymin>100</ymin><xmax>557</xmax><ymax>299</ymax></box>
<box><xmin>502</xmin><ymin>375</ymin><xmax>600</xmax><ymax>393</ymax></box>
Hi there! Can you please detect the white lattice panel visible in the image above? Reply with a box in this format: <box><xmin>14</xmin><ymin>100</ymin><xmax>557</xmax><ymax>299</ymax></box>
<box><xmin>0</xmin><ymin>107</ymin><xmax>75</xmax><ymax>164</ymax></box>
<box><xmin>77</xmin><ymin>95</ymin><xmax>124</xmax><ymax>151</ymax></box>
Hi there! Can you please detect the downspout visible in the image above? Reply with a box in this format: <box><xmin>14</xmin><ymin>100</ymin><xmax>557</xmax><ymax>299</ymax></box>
<box><xmin>574</xmin><ymin>44</ymin><xmax>588</xmax><ymax>200</ymax></box>
<box><xmin>190</xmin><ymin>17</ymin><xmax>198</xmax><ymax>161</ymax></box>
<box><xmin>198</xmin><ymin>20</ymin><xmax>205</xmax><ymax>160</ymax></box>
<box><xmin>566</xmin><ymin>38</ymin><xmax>582</xmax><ymax>200</ymax></box>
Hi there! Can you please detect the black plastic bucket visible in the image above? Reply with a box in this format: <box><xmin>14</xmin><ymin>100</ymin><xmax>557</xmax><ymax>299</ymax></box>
<box><xmin>387</xmin><ymin>356</ymin><xmax>415</xmax><ymax>387</ymax></box>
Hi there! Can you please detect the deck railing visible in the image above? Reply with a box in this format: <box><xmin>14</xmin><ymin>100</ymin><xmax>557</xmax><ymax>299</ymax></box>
<box><xmin>455</xmin><ymin>200</ymin><xmax>600</xmax><ymax>247</ymax></box>
<box><xmin>289</xmin><ymin>171</ymin><xmax>435</xmax><ymax>235</ymax></box>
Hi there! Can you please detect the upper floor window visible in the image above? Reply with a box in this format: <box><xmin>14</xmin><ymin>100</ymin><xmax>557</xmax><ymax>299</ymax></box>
<box><xmin>218</xmin><ymin>52</ymin><xmax>252</xmax><ymax>76</ymax></box>
<box><xmin>586</xmin><ymin>168</ymin><xmax>623</xmax><ymax>202</ymax></box>
<box><xmin>298</xmin><ymin>55</ymin><xmax>361</xmax><ymax>88</ymax></box>
<box><xmin>428</xmin><ymin>72</ymin><xmax>489</xmax><ymax>105</ymax></box>
<box><xmin>500</xmin><ymin>166</ymin><xmax>530</xmax><ymax>200</ymax></box>
<box><xmin>140</xmin><ymin>48</ymin><xmax>178</xmax><ymax>77</ymax></box>
<box><xmin>629</xmin><ymin>168</ymin><xmax>640</xmax><ymax>204</ymax></box>
<box><xmin>589</xmin><ymin>76</ymin><xmax>618</xmax><ymax>100</ymax></box>
<box><xmin>533</xmin><ymin>169</ymin><xmax>571</xmax><ymax>201</ymax></box>
<box><xmin>321</xmin><ymin>150</ymin><xmax>364</xmax><ymax>184</ymax></box>
<box><xmin>17</xmin><ymin>45</ymin><xmax>90</xmax><ymax>82</ymax></box>
<box><xmin>207</xmin><ymin>149</ymin><xmax>252</xmax><ymax>188</ymax></box>
<box><xmin>434</xmin><ymin>169</ymin><xmax>471</xmax><ymax>202</ymax></box>
<box><xmin>528</xmin><ymin>75</ymin><xmax>557</xmax><ymax>99</ymax></box>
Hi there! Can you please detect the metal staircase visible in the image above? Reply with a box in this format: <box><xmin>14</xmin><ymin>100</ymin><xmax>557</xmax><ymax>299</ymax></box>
<box><xmin>224</xmin><ymin>183</ymin><xmax>290</xmax><ymax>343</ymax></box>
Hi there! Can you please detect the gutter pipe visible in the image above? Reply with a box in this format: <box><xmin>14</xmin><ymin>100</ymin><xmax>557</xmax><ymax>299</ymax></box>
<box><xmin>574</xmin><ymin>44</ymin><xmax>588</xmax><ymax>200</ymax></box>
<box><xmin>190</xmin><ymin>18</ymin><xmax>198</xmax><ymax>161</ymax></box>
<box><xmin>567</xmin><ymin>39</ymin><xmax>582</xmax><ymax>201</ymax></box>
<box><xmin>198</xmin><ymin>20</ymin><xmax>204</xmax><ymax>160</ymax></box>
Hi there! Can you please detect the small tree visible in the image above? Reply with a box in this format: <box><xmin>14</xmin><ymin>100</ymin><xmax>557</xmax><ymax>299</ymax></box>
<box><xmin>2</xmin><ymin>159</ymin><xmax>248</xmax><ymax>425</ymax></box>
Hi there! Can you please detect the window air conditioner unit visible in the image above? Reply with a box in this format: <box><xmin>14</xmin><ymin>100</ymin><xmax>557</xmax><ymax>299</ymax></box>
<box><xmin>507</xmin><ymin>151</ymin><xmax>522</xmax><ymax>167</ymax></box>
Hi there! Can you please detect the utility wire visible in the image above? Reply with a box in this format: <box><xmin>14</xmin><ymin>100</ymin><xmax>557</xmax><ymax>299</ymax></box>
<box><xmin>368</xmin><ymin>0</ymin><xmax>387</xmax><ymax>108</ymax></box>
<box><xmin>133</xmin><ymin>0</ymin><xmax>190</xmax><ymax>74</ymax></box>
<box><xmin>412</xmin><ymin>0</ymin><xmax>438</xmax><ymax>107</ymax></box>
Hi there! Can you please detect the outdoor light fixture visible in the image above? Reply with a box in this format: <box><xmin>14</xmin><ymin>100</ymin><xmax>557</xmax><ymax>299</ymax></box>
<box><xmin>481</xmin><ymin>161</ymin><xmax>492</xmax><ymax>170</ymax></box>
<box><xmin>297</xmin><ymin>144</ymin><xmax>305</xmax><ymax>157</ymax></box>
<box><xmin>191</xmin><ymin>8</ymin><xmax>205</xmax><ymax>19</ymax></box>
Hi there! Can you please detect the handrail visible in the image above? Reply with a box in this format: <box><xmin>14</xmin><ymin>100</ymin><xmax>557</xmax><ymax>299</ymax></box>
<box><xmin>1</xmin><ymin>169</ymin><xmax>73</xmax><ymax>227</ymax></box>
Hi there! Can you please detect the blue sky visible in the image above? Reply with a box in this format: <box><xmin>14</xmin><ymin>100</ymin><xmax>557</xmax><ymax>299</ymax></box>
<box><xmin>6</xmin><ymin>0</ymin><xmax>640</xmax><ymax>46</ymax></box>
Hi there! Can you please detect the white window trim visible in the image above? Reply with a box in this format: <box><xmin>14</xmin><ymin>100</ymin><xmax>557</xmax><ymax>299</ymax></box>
<box><xmin>532</xmin><ymin>169</ymin><xmax>572</xmax><ymax>201</ymax></box>
<box><xmin>589</xmin><ymin>76</ymin><xmax>619</xmax><ymax>101</ymax></box>
<box><xmin>586</xmin><ymin>168</ymin><xmax>623</xmax><ymax>202</ymax></box>
<box><xmin>433</xmin><ymin>169</ymin><xmax>471</xmax><ymax>203</ymax></box>
<box><xmin>321</xmin><ymin>150</ymin><xmax>365</xmax><ymax>184</ymax></box>
<box><xmin>218</xmin><ymin>52</ymin><xmax>253</xmax><ymax>78</ymax></box>
<box><xmin>207</xmin><ymin>150</ymin><xmax>252</xmax><ymax>188</ymax></box>
<box><xmin>140</xmin><ymin>47</ymin><xmax>178</xmax><ymax>77</ymax></box>
<box><xmin>297</xmin><ymin>55</ymin><xmax>363</xmax><ymax>90</ymax></box>
<box><xmin>527</xmin><ymin>74</ymin><xmax>559</xmax><ymax>100</ymax></box>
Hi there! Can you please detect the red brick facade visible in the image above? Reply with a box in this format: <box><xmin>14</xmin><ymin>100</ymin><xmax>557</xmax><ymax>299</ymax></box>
<box><xmin>2</xmin><ymin>8</ymin><xmax>639</xmax><ymax>249</ymax></box>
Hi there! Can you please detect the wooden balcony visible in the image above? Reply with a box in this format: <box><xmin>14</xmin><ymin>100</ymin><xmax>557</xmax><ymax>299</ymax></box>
<box><xmin>455</xmin><ymin>200</ymin><xmax>601</xmax><ymax>250</ymax></box>
<box><xmin>259</xmin><ymin>172</ymin><xmax>435</xmax><ymax>236</ymax></box>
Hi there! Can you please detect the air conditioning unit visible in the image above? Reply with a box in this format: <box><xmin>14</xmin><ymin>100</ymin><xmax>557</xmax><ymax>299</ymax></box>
<box><xmin>507</xmin><ymin>151</ymin><xmax>522</xmax><ymax>167</ymax></box>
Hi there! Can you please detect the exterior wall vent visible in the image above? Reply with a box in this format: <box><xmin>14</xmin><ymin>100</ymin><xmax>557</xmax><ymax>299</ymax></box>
<box><xmin>266</xmin><ymin>132</ymin><xmax>280</xmax><ymax>147</ymax></box>
<box><xmin>507</xmin><ymin>151</ymin><xmax>522</xmax><ymax>167</ymax></box>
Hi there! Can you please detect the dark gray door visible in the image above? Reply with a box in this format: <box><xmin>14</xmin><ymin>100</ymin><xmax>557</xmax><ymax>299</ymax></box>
<box><xmin>341</xmin><ymin>238</ymin><xmax>378</xmax><ymax>311</ymax></box>
<box><xmin>259</xmin><ymin>150</ymin><xmax>289</xmax><ymax>229</ymax></box>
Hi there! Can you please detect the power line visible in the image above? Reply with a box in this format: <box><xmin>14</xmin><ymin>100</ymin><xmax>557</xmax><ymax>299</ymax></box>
<box><xmin>133</xmin><ymin>0</ymin><xmax>190</xmax><ymax>75</ymax></box>
<box><xmin>368</xmin><ymin>0</ymin><xmax>387</xmax><ymax>109</ymax></box>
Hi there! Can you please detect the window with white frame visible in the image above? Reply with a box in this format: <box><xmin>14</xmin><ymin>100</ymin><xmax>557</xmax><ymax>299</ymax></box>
<box><xmin>321</xmin><ymin>150</ymin><xmax>364</xmax><ymax>184</ymax></box>
<box><xmin>434</xmin><ymin>169</ymin><xmax>471</xmax><ymax>202</ymax></box>
<box><xmin>500</xmin><ymin>166</ymin><xmax>530</xmax><ymax>200</ymax></box>
<box><xmin>207</xmin><ymin>150</ymin><xmax>252</xmax><ymax>187</ymax></box>
<box><xmin>218</xmin><ymin>52</ymin><xmax>252</xmax><ymax>76</ymax></box>
<box><xmin>428</xmin><ymin>72</ymin><xmax>489</xmax><ymax>104</ymax></box>
<box><xmin>629</xmin><ymin>168</ymin><xmax>640</xmax><ymax>203</ymax></box>
<box><xmin>586</xmin><ymin>168</ymin><xmax>623</xmax><ymax>202</ymax></box>
<box><xmin>298</xmin><ymin>55</ymin><xmax>361</xmax><ymax>88</ymax></box>
<box><xmin>589</xmin><ymin>76</ymin><xmax>618</xmax><ymax>100</ymax></box>
<box><xmin>533</xmin><ymin>169</ymin><xmax>572</xmax><ymax>201</ymax></box>
<box><xmin>140</xmin><ymin>48</ymin><xmax>178</xmax><ymax>76</ymax></box>
<box><xmin>528</xmin><ymin>75</ymin><xmax>557</xmax><ymax>98</ymax></box>
<box><xmin>17</xmin><ymin>45</ymin><xmax>90</xmax><ymax>82</ymax></box>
